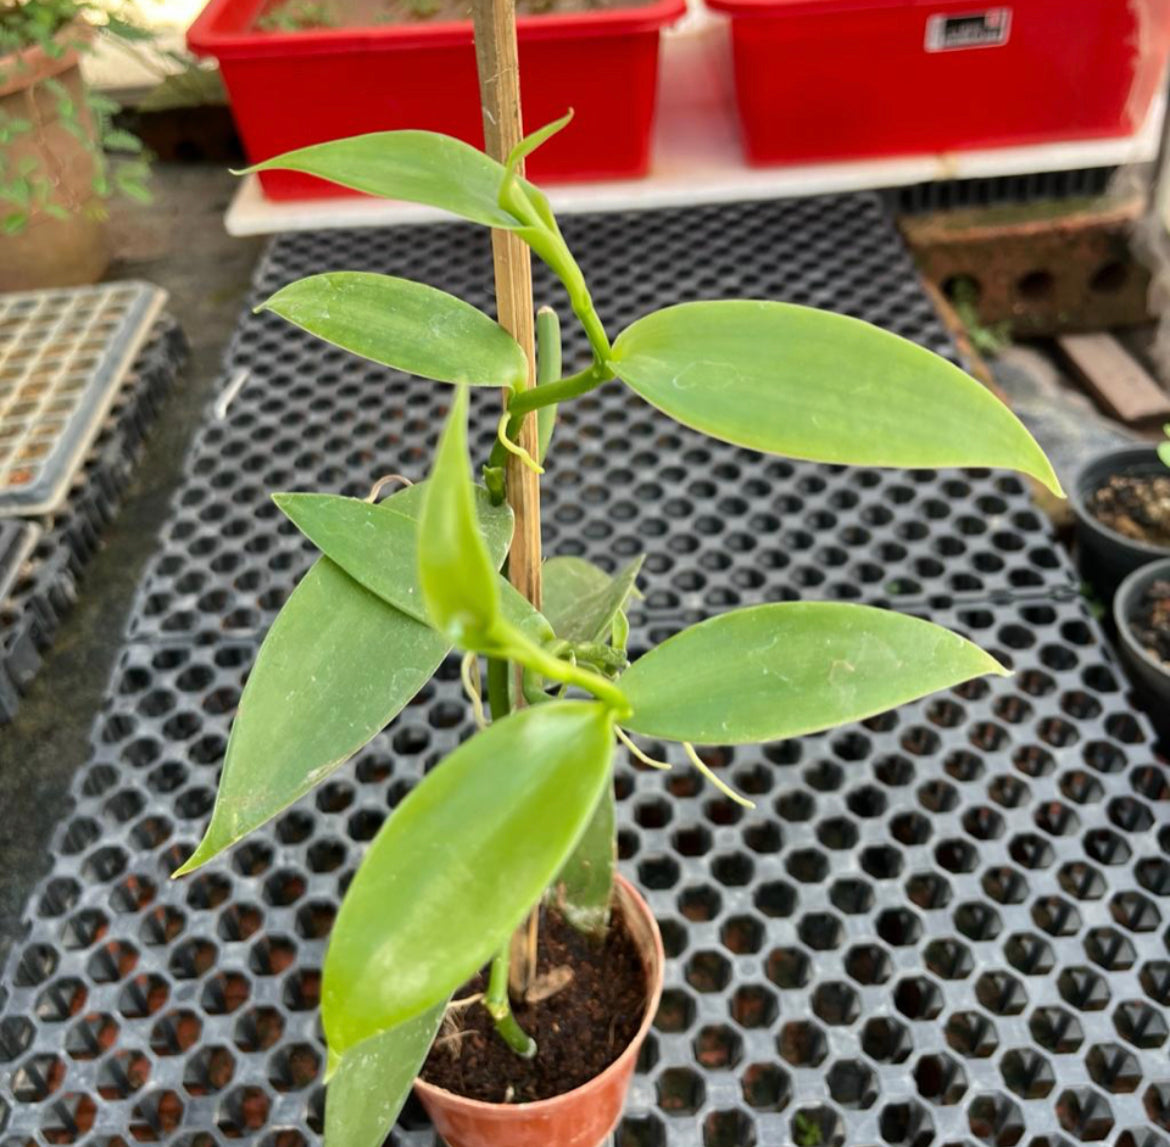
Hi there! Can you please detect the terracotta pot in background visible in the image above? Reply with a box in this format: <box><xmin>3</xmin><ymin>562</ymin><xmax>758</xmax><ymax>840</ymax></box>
<box><xmin>414</xmin><ymin>875</ymin><xmax>664</xmax><ymax>1147</ymax></box>
<box><xmin>0</xmin><ymin>22</ymin><xmax>109</xmax><ymax>291</ymax></box>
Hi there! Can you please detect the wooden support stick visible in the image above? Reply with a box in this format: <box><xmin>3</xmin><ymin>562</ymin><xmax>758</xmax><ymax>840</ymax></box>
<box><xmin>472</xmin><ymin>0</ymin><xmax>542</xmax><ymax>998</ymax></box>
<box><xmin>472</xmin><ymin>0</ymin><xmax>542</xmax><ymax>613</ymax></box>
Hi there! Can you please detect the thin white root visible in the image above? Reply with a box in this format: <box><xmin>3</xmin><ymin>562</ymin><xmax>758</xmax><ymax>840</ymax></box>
<box><xmin>684</xmin><ymin>743</ymin><xmax>756</xmax><ymax>809</ymax></box>
<box><xmin>461</xmin><ymin>653</ymin><xmax>488</xmax><ymax>729</ymax></box>
<box><xmin>615</xmin><ymin>726</ymin><xmax>671</xmax><ymax>770</ymax></box>
<box><xmin>496</xmin><ymin>412</ymin><xmax>544</xmax><ymax>475</ymax></box>
<box><xmin>365</xmin><ymin>473</ymin><xmax>414</xmax><ymax>503</ymax></box>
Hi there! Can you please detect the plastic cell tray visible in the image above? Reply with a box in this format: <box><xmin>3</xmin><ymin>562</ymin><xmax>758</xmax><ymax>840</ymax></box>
<box><xmin>1</xmin><ymin>195</ymin><xmax>1167</xmax><ymax>1147</ymax></box>
<box><xmin>0</xmin><ymin>318</ymin><xmax>187</xmax><ymax>722</ymax></box>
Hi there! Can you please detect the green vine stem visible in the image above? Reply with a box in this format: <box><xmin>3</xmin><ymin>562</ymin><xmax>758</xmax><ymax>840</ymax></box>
<box><xmin>485</xmin><ymin>945</ymin><xmax>537</xmax><ymax>1058</ymax></box>
<box><xmin>482</xmin><ymin>653</ymin><xmax>538</xmax><ymax>1057</ymax></box>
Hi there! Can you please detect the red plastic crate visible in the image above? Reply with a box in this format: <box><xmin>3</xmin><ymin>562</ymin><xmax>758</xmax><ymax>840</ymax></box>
<box><xmin>187</xmin><ymin>0</ymin><xmax>685</xmax><ymax>199</ymax></box>
<box><xmin>704</xmin><ymin>0</ymin><xmax>1170</xmax><ymax>166</ymax></box>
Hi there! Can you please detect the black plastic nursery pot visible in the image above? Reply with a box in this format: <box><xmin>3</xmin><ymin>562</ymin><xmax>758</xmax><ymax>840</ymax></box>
<box><xmin>1070</xmin><ymin>446</ymin><xmax>1170</xmax><ymax>602</ymax></box>
<box><xmin>1114</xmin><ymin>557</ymin><xmax>1170</xmax><ymax>742</ymax></box>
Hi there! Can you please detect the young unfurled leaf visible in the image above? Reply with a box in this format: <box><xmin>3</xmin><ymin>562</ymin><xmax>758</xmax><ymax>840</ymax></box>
<box><xmin>243</xmin><ymin>130</ymin><xmax>542</xmax><ymax>229</ymax></box>
<box><xmin>273</xmin><ymin>490</ymin><xmax>552</xmax><ymax>643</ymax></box>
<box><xmin>619</xmin><ymin>602</ymin><xmax>1007</xmax><ymax>745</ymax></box>
<box><xmin>259</xmin><ymin>273</ymin><xmax>528</xmax><ymax>390</ymax></box>
<box><xmin>419</xmin><ymin>389</ymin><xmax>501</xmax><ymax>647</ymax></box>
<box><xmin>322</xmin><ymin>701</ymin><xmax>615</xmax><ymax>1052</ymax></box>
<box><xmin>173</xmin><ymin>483</ymin><xmax>515</xmax><ymax>876</ymax></box>
<box><xmin>542</xmin><ymin>556</ymin><xmax>643</xmax><ymax>645</ymax></box>
<box><xmin>325</xmin><ymin>1003</ymin><xmax>446</xmax><ymax>1147</ymax></box>
<box><xmin>609</xmin><ymin>301</ymin><xmax>1062</xmax><ymax>496</ymax></box>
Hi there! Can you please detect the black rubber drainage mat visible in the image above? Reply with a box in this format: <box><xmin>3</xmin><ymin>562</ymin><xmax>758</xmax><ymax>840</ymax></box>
<box><xmin>1</xmin><ymin>595</ymin><xmax>1168</xmax><ymax>1147</ymax></box>
<box><xmin>123</xmin><ymin>194</ymin><xmax>1073</xmax><ymax>649</ymax></box>
<box><xmin>0</xmin><ymin>320</ymin><xmax>188</xmax><ymax>722</ymax></box>
<box><xmin>2</xmin><ymin>195</ymin><xmax>1167</xmax><ymax>1147</ymax></box>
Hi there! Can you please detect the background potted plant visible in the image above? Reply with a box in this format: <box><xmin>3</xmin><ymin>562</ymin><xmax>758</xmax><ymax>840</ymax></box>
<box><xmin>1113</xmin><ymin>556</ymin><xmax>1170</xmax><ymax>742</ymax></box>
<box><xmin>172</xmin><ymin>114</ymin><xmax>1062</xmax><ymax>1147</ymax></box>
<box><xmin>185</xmin><ymin>0</ymin><xmax>686</xmax><ymax>199</ymax></box>
<box><xmin>0</xmin><ymin>0</ymin><xmax>151</xmax><ymax>290</ymax></box>
<box><xmin>1069</xmin><ymin>437</ymin><xmax>1170</xmax><ymax>601</ymax></box>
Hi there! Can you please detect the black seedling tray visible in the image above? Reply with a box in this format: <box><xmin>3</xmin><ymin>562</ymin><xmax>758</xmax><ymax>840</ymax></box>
<box><xmin>1</xmin><ymin>195</ymin><xmax>1166</xmax><ymax>1147</ymax></box>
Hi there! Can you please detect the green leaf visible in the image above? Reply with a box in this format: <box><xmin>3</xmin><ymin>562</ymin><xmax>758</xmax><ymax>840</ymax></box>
<box><xmin>551</xmin><ymin>774</ymin><xmax>615</xmax><ymax>937</ymax></box>
<box><xmin>322</xmin><ymin>700</ymin><xmax>615</xmax><ymax>1051</ymax></box>
<box><xmin>542</xmin><ymin>556</ymin><xmax>643</xmax><ymax>645</ymax></box>
<box><xmin>1158</xmin><ymin>440</ymin><xmax>1170</xmax><ymax>469</ymax></box>
<box><xmin>243</xmin><ymin>131</ymin><xmax>541</xmax><ymax>229</ymax></box>
<box><xmin>173</xmin><ymin>483</ymin><xmax>514</xmax><ymax>875</ymax></box>
<box><xmin>2</xmin><ymin>211</ymin><xmax>26</xmax><ymax>234</ymax></box>
<box><xmin>259</xmin><ymin>273</ymin><xmax>527</xmax><ymax>390</ymax></box>
<box><xmin>619</xmin><ymin>602</ymin><xmax>1008</xmax><ymax>745</ymax></box>
<box><xmin>273</xmin><ymin>489</ymin><xmax>552</xmax><ymax>642</ymax></box>
<box><xmin>503</xmin><ymin>110</ymin><xmax>572</xmax><ymax>187</ymax></box>
<box><xmin>325</xmin><ymin>1003</ymin><xmax>445</xmax><ymax>1147</ymax></box>
<box><xmin>609</xmin><ymin>301</ymin><xmax>1063</xmax><ymax>496</ymax></box>
<box><xmin>103</xmin><ymin>128</ymin><xmax>144</xmax><ymax>153</ymax></box>
<box><xmin>419</xmin><ymin>389</ymin><xmax>500</xmax><ymax>646</ymax></box>
<box><xmin>174</xmin><ymin>559</ymin><xmax>447</xmax><ymax>875</ymax></box>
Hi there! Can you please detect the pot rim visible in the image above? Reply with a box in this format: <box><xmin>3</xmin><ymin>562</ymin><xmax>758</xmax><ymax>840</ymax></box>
<box><xmin>188</xmin><ymin>0</ymin><xmax>687</xmax><ymax>59</ymax></box>
<box><xmin>412</xmin><ymin>873</ymin><xmax>664</xmax><ymax>1117</ymax></box>
<box><xmin>1070</xmin><ymin>445</ymin><xmax>1170</xmax><ymax>559</ymax></box>
<box><xmin>1114</xmin><ymin>556</ymin><xmax>1170</xmax><ymax>681</ymax></box>
<box><xmin>0</xmin><ymin>19</ymin><xmax>90</xmax><ymax>99</ymax></box>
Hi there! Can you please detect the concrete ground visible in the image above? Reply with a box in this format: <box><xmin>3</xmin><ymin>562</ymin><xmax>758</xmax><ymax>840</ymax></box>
<box><xmin>0</xmin><ymin>164</ymin><xmax>263</xmax><ymax>960</ymax></box>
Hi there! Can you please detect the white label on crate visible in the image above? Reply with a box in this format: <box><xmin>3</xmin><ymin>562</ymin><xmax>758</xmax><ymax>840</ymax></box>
<box><xmin>925</xmin><ymin>9</ymin><xmax>1012</xmax><ymax>52</ymax></box>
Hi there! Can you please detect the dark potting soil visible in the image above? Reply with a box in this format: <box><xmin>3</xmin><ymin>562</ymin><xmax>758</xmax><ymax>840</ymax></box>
<box><xmin>419</xmin><ymin>903</ymin><xmax>647</xmax><ymax>1103</ymax></box>
<box><xmin>1132</xmin><ymin>578</ymin><xmax>1170</xmax><ymax>668</ymax></box>
<box><xmin>1087</xmin><ymin>473</ymin><xmax>1170</xmax><ymax>548</ymax></box>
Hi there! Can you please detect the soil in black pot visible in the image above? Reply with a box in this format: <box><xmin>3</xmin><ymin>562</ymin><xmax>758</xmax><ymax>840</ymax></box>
<box><xmin>1087</xmin><ymin>473</ymin><xmax>1170</xmax><ymax>548</ymax></box>
<box><xmin>420</xmin><ymin>903</ymin><xmax>647</xmax><ymax>1103</ymax></box>
<box><xmin>1131</xmin><ymin>578</ymin><xmax>1170</xmax><ymax>667</ymax></box>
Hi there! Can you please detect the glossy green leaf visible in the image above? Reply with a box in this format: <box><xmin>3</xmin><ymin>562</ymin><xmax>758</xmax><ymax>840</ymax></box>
<box><xmin>542</xmin><ymin>556</ymin><xmax>643</xmax><ymax>645</ymax></box>
<box><xmin>243</xmin><ymin>130</ymin><xmax>540</xmax><ymax>229</ymax></box>
<box><xmin>551</xmin><ymin>775</ymin><xmax>615</xmax><ymax>937</ymax></box>
<box><xmin>258</xmin><ymin>273</ymin><xmax>527</xmax><ymax>389</ymax></box>
<box><xmin>322</xmin><ymin>700</ymin><xmax>615</xmax><ymax>1052</ymax></box>
<box><xmin>274</xmin><ymin>490</ymin><xmax>552</xmax><ymax>643</ymax></box>
<box><xmin>503</xmin><ymin>110</ymin><xmax>573</xmax><ymax>187</ymax></box>
<box><xmin>174</xmin><ymin>481</ymin><xmax>516</xmax><ymax>876</ymax></box>
<box><xmin>609</xmin><ymin>301</ymin><xmax>1062</xmax><ymax>496</ymax></box>
<box><xmin>174</xmin><ymin>560</ymin><xmax>447</xmax><ymax>876</ymax></box>
<box><xmin>620</xmin><ymin>602</ymin><xmax>1008</xmax><ymax>745</ymax></box>
<box><xmin>325</xmin><ymin>1003</ymin><xmax>445</xmax><ymax>1147</ymax></box>
<box><xmin>419</xmin><ymin>388</ymin><xmax>500</xmax><ymax>646</ymax></box>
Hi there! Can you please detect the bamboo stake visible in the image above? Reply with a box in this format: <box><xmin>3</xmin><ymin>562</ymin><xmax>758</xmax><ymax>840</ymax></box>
<box><xmin>472</xmin><ymin>0</ymin><xmax>542</xmax><ymax>613</ymax></box>
<box><xmin>472</xmin><ymin>0</ymin><xmax>542</xmax><ymax>998</ymax></box>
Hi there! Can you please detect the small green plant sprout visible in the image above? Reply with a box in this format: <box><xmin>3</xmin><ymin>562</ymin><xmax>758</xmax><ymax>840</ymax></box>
<box><xmin>1158</xmin><ymin>423</ymin><xmax>1170</xmax><ymax>469</ymax></box>
<box><xmin>0</xmin><ymin>0</ymin><xmax>150</xmax><ymax>233</ymax></box>
<box><xmin>174</xmin><ymin>113</ymin><xmax>1063</xmax><ymax>1146</ymax></box>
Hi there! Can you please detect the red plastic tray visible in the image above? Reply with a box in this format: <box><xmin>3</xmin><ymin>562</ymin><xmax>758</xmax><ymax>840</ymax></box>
<box><xmin>704</xmin><ymin>0</ymin><xmax>1170</xmax><ymax>166</ymax></box>
<box><xmin>188</xmin><ymin>0</ymin><xmax>685</xmax><ymax>199</ymax></box>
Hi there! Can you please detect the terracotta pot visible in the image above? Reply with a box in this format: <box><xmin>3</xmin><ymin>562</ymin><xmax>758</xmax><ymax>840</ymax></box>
<box><xmin>414</xmin><ymin>875</ymin><xmax>663</xmax><ymax>1147</ymax></box>
<box><xmin>0</xmin><ymin>22</ymin><xmax>109</xmax><ymax>291</ymax></box>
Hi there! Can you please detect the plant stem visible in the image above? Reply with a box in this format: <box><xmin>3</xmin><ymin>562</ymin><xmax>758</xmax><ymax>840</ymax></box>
<box><xmin>508</xmin><ymin>361</ymin><xmax>612</xmax><ymax>416</ymax></box>
<box><xmin>486</xmin><ymin>945</ymin><xmax>537</xmax><ymax>1058</ymax></box>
